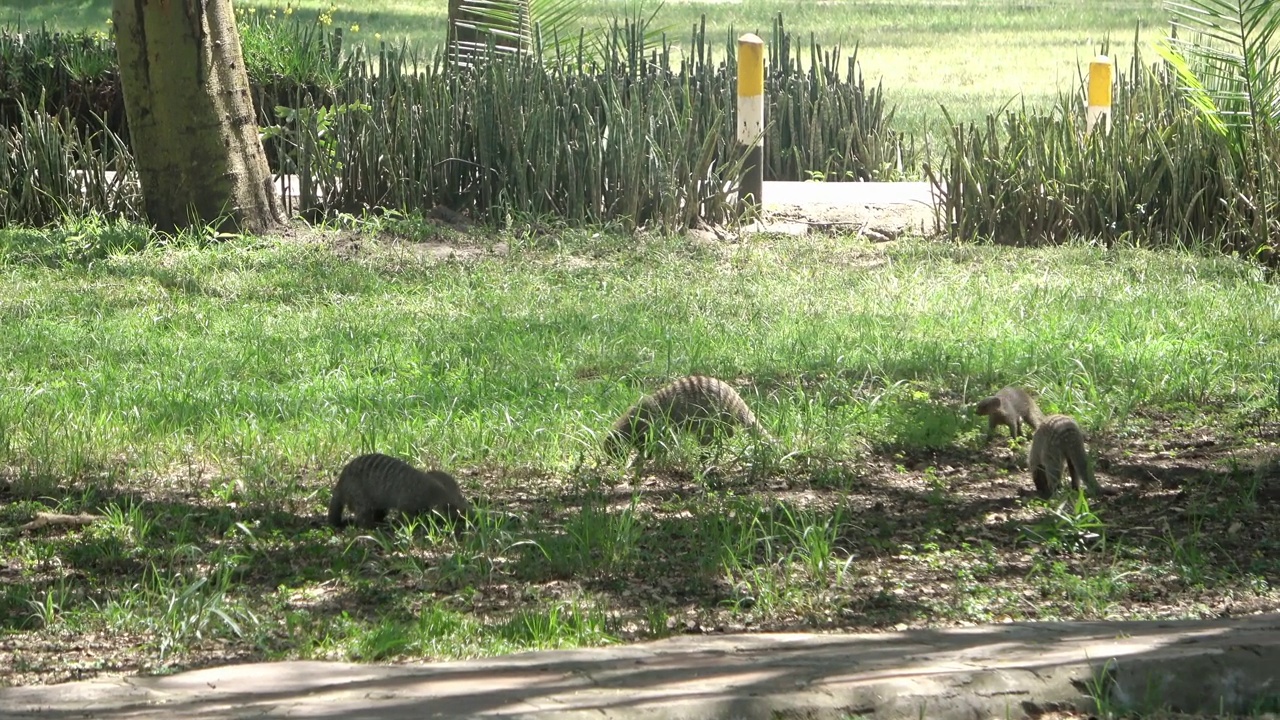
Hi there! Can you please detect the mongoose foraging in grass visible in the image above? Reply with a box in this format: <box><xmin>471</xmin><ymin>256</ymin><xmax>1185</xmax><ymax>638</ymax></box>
<box><xmin>975</xmin><ymin>386</ymin><xmax>1045</xmax><ymax>440</ymax></box>
<box><xmin>1027</xmin><ymin>414</ymin><xmax>1101</xmax><ymax>498</ymax></box>
<box><xmin>603</xmin><ymin>375</ymin><xmax>773</xmax><ymax>458</ymax></box>
<box><xmin>328</xmin><ymin>453</ymin><xmax>471</xmax><ymax>529</ymax></box>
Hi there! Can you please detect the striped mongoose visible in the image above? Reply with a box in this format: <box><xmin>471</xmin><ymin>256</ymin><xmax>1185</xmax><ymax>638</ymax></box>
<box><xmin>603</xmin><ymin>375</ymin><xmax>773</xmax><ymax>458</ymax></box>
<box><xmin>328</xmin><ymin>453</ymin><xmax>471</xmax><ymax>529</ymax></box>
<box><xmin>975</xmin><ymin>386</ymin><xmax>1045</xmax><ymax>439</ymax></box>
<box><xmin>1027</xmin><ymin>414</ymin><xmax>1101</xmax><ymax>498</ymax></box>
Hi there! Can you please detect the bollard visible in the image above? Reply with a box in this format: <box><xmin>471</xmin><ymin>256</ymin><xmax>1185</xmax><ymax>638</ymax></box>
<box><xmin>737</xmin><ymin>33</ymin><xmax>765</xmax><ymax>209</ymax></box>
<box><xmin>1086</xmin><ymin>55</ymin><xmax>1112</xmax><ymax>134</ymax></box>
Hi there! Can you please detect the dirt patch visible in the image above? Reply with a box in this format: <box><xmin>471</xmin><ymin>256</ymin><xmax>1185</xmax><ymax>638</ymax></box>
<box><xmin>288</xmin><ymin>224</ymin><xmax>509</xmax><ymax>264</ymax></box>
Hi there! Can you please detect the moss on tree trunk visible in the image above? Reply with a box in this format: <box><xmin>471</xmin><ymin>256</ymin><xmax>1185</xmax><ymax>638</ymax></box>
<box><xmin>113</xmin><ymin>0</ymin><xmax>284</xmax><ymax>234</ymax></box>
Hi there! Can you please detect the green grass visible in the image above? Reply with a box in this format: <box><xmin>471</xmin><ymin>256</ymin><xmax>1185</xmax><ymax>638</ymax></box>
<box><xmin>0</xmin><ymin>0</ymin><xmax>1171</xmax><ymax>137</ymax></box>
<box><xmin>2</xmin><ymin>220</ymin><xmax>1271</xmax><ymax>474</ymax></box>
<box><xmin>1</xmin><ymin>217</ymin><xmax>1278</xmax><ymax>684</ymax></box>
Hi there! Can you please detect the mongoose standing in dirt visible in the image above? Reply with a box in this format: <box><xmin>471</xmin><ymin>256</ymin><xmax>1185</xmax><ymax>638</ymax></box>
<box><xmin>975</xmin><ymin>386</ymin><xmax>1045</xmax><ymax>439</ymax></box>
<box><xmin>603</xmin><ymin>375</ymin><xmax>773</xmax><ymax>458</ymax></box>
<box><xmin>1027</xmin><ymin>414</ymin><xmax>1101</xmax><ymax>498</ymax></box>
<box><xmin>328</xmin><ymin>453</ymin><xmax>472</xmax><ymax>529</ymax></box>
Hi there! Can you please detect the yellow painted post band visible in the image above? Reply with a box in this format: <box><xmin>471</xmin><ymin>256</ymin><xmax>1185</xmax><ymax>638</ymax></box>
<box><xmin>1088</xmin><ymin>55</ymin><xmax>1112</xmax><ymax>108</ymax></box>
<box><xmin>736</xmin><ymin>33</ymin><xmax>766</xmax><ymax>209</ymax></box>
<box><xmin>737</xmin><ymin>33</ymin><xmax>765</xmax><ymax>98</ymax></box>
<box><xmin>1086</xmin><ymin>54</ymin><xmax>1113</xmax><ymax>134</ymax></box>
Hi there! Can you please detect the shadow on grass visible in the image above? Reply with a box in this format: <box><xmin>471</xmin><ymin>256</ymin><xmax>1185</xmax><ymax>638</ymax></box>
<box><xmin>0</xmin><ymin>486</ymin><xmax>336</xmax><ymax>632</ymax></box>
<box><xmin>2</xmin><ymin>427</ymin><xmax>1277</xmax><ymax>656</ymax></box>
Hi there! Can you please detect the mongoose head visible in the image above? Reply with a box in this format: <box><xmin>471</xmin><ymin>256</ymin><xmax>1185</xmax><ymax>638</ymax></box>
<box><xmin>601</xmin><ymin>428</ymin><xmax>631</xmax><ymax>459</ymax></box>
<box><xmin>603</xmin><ymin>410</ymin><xmax>653</xmax><ymax>460</ymax></box>
<box><xmin>609</xmin><ymin>422</ymin><xmax>650</xmax><ymax>456</ymax></box>
<box><xmin>974</xmin><ymin>396</ymin><xmax>1002</xmax><ymax>416</ymax></box>
<box><xmin>441</xmin><ymin>503</ymin><xmax>475</xmax><ymax>537</ymax></box>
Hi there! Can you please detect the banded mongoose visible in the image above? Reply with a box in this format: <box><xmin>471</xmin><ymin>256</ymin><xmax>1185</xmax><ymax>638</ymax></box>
<box><xmin>328</xmin><ymin>453</ymin><xmax>472</xmax><ymax>529</ymax></box>
<box><xmin>603</xmin><ymin>375</ymin><xmax>773</xmax><ymax>458</ymax></box>
<box><xmin>975</xmin><ymin>386</ymin><xmax>1045</xmax><ymax>439</ymax></box>
<box><xmin>1027</xmin><ymin>414</ymin><xmax>1101</xmax><ymax>498</ymax></box>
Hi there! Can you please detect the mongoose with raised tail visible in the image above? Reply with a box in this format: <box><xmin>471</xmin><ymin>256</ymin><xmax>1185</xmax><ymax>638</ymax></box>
<box><xmin>1027</xmin><ymin>414</ymin><xmax>1101</xmax><ymax>498</ymax></box>
<box><xmin>328</xmin><ymin>453</ymin><xmax>471</xmax><ymax>529</ymax></box>
<box><xmin>975</xmin><ymin>386</ymin><xmax>1045</xmax><ymax>439</ymax></box>
<box><xmin>603</xmin><ymin>375</ymin><xmax>773</xmax><ymax>458</ymax></box>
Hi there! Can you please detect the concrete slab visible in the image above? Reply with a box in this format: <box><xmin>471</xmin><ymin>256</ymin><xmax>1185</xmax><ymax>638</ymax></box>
<box><xmin>87</xmin><ymin>172</ymin><xmax>939</xmax><ymax>234</ymax></box>
<box><xmin>85</xmin><ymin>174</ymin><xmax>938</xmax><ymax>209</ymax></box>
<box><xmin>3</xmin><ymin>614</ymin><xmax>1278</xmax><ymax>719</ymax></box>
<box><xmin>762</xmin><ymin>180</ymin><xmax>937</xmax><ymax>209</ymax></box>
<box><xmin>758</xmin><ymin>181</ymin><xmax>941</xmax><ymax>238</ymax></box>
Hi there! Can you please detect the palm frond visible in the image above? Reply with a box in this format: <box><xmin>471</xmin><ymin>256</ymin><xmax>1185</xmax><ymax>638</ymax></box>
<box><xmin>1153</xmin><ymin>38</ymin><xmax>1230</xmax><ymax>133</ymax></box>
<box><xmin>1159</xmin><ymin>0</ymin><xmax>1280</xmax><ymax>247</ymax></box>
<box><xmin>1161</xmin><ymin>0</ymin><xmax>1280</xmax><ymax>130</ymax></box>
<box><xmin>451</xmin><ymin>0</ymin><xmax>670</xmax><ymax>67</ymax></box>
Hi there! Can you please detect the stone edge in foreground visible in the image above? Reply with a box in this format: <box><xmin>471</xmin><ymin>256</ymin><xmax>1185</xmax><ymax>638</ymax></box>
<box><xmin>2</xmin><ymin>615</ymin><xmax>1278</xmax><ymax>719</ymax></box>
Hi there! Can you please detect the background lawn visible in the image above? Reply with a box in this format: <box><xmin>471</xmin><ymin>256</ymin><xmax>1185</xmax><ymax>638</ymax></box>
<box><xmin>0</xmin><ymin>0</ymin><xmax>1171</xmax><ymax>136</ymax></box>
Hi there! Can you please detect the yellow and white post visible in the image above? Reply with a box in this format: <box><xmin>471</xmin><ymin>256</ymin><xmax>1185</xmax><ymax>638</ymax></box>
<box><xmin>1086</xmin><ymin>55</ymin><xmax>1113</xmax><ymax>134</ymax></box>
<box><xmin>737</xmin><ymin>33</ymin><xmax>765</xmax><ymax>208</ymax></box>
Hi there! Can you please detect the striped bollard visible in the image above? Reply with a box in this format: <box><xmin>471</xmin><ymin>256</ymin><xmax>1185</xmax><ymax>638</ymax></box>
<box><xmin>737</xmin><ymin>33</ymin><xmax>765</xmax><ymax>210</ymax></box>
<box><xmin>1086</xmin><ymin>55</ymin><xmax>1112</xmax><ymax>134</ymax></box>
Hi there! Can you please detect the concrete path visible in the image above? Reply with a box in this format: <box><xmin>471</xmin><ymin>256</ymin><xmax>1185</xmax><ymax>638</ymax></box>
<box><xmin>4</xmin><ymin>614</ymin><xmax>1278</xmax><ymax>719</ymax></box>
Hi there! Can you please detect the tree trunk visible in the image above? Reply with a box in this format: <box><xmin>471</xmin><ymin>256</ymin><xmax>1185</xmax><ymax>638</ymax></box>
<box><xmin>113</xmin><ymin>0</ymin><xmax>285</xmax><ymax>234</ymax></box>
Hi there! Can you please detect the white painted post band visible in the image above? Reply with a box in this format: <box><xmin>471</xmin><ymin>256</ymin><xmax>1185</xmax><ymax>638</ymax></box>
<box><xmin>1086</xmin><ymin>55</ymin><xmax>1112</xmax><ymax>134</ymax></box>
<box><xmin>737</xmin><ymin>33</ymin><xmax>765</xmax><ymax>208</ymax></box>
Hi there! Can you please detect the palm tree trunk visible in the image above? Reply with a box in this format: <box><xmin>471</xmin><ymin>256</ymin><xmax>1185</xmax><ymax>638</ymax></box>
<box><xmin>113</xmin><ymin>0</ymin><xmax>285</xmax><ymax>234</ymax></box>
